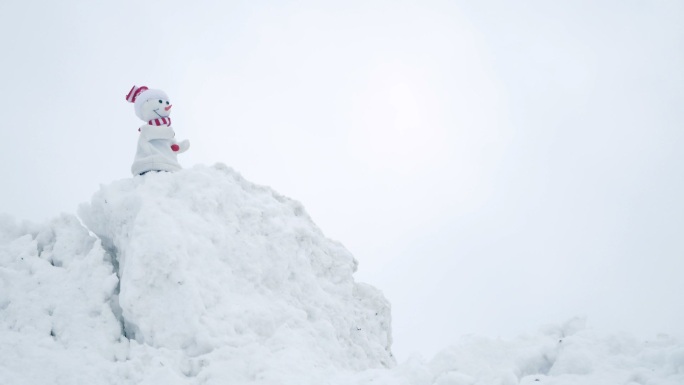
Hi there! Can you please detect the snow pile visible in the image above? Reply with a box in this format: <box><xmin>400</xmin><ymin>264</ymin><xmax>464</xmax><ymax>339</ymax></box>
<box><xmin>1</xmin><ymin>164</ymin><xmax>392</xmax><ymax>384</ymax></box>
<box><xmin>1</xmin><ymin>164</ymin><xmax>683</xmax><ymax>384</ymax></box>
<box><xmin>80</xmin><ymin>164</ymin><xmax>393</xmax><ymax>375</ymax></box>
<box><xmin>0</xmin><ymin>214</ymin><xmax>123</xmax><ymax>384</ymax></box>
<box><xmin>420</xmin><ymin>319</ymin><xmax>684</xmax><ymax>385</ymax></box>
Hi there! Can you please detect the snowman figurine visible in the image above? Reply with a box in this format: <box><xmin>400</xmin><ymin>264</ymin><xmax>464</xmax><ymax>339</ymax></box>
<box><xmin>125</xmin><ymin>85</ymin><xmax>190</xmax><ymax>176</ymax></box>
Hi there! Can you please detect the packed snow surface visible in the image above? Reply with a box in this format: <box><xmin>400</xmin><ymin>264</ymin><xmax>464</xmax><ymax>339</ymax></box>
<box><xmin>1</xmin><ymin>164</ymin><xmax>682</xmax><ymax>384</ymax></box>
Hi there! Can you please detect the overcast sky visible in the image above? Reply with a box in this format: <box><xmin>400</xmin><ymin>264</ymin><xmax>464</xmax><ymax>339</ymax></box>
<box><xmin>1</xmin><ymin>0</ymin><xmax>682</xmax><ymax>360</ymax></box>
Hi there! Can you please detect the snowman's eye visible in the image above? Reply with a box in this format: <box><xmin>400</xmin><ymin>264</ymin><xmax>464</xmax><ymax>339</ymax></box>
<box><xmin>158</xmin><ymin>100</ymin><xmax>162</xmax><ymax>103</ymax></box>
<box><xmin>166</xmin><ymin>101</ymin><xmax>170</xmax><ymax>105</ymax></box>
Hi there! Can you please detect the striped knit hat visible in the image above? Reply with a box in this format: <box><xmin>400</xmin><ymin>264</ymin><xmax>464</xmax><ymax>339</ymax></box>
<box><xmin>126</xmin><ymin>85</ymin><xmax>170</xmax><ymax>121</ymax></box>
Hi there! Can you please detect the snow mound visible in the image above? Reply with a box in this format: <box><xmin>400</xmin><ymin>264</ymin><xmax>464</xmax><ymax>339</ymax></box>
<box><xmin>422</xmin><ymin>319</ymin><xmax>684</xmax><ymax>385</ymax></box>
<box><xmin>0</xmin><ymin>214</ymin><xmax>122</xmax><ymax>384</ymax></box>
<box><xmin>81</xmin><ymin>165</ymin><xmax>393</xmax><ymax>372</ymax></box>
<box><xmin>0</xmin><ymin>164</ymin><xmax>393</xmax><ymax>384</ymax></box>
<box><xmin>1</xmin><ymin>164</ymin><xmax>682</xmax><ymax>384</ymax></box>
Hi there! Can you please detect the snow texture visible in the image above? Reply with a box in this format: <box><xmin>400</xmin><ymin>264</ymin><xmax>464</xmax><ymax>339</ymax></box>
<box><xmin>1</xmin><ymin>164</ymin><xmax>682</xmax><ymax>384</ymax></box>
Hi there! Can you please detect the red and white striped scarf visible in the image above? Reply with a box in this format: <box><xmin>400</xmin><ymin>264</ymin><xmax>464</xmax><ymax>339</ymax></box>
<box><xmin>138</xmin><ymin>117</ymin><xmax>172</xmax><ymax>132</ymax></box>
<box><xmin>148</xmin><ymin>117</ymin><xmax>172</xmax><ymax>127</ymax></box>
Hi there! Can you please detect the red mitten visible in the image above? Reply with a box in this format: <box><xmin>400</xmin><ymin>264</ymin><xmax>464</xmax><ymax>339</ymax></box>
<box><xmin>171</xmin><ymin>144</ymin><xmax>180</xmax><ymax>152</ymax></box>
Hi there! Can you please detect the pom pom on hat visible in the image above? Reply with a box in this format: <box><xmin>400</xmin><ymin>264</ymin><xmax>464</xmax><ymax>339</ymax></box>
<box><xmin>125</xmin><ymin>85</ymin><xmax>149</xmax><ymax>103</ymax></box>
<box><xmin>126</xmin><ymin>85</ymin><xmax>169</xmax><ymax>120</ymax></box>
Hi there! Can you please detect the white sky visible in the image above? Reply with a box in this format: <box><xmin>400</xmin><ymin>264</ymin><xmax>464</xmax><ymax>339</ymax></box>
<box><xmin>1</xmin><ymin>0</ymin><xmax>682</xmax><ymax>360</ymax></box>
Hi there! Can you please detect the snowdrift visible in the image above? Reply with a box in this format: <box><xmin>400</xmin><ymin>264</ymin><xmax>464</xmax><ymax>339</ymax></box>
<box><xmin>80</xmin><ymin>164</ymin><xmax>393</xmax><ymax>368</ymax></box>
<box><xmin>1</xmin><ymin>164</ymin><xmax>683</xmax><ymax>384</ymax></box>
<box><xmin>1</xmin><ymin>164</ymin><xmax>392</xmax><ymax>384</ymax></box>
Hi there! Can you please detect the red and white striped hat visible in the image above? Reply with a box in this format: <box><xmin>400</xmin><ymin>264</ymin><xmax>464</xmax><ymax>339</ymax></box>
<box><xmin>125</xmin><ymin>85</ymin><xmax>169</xmax><ymax>120</ymax></box>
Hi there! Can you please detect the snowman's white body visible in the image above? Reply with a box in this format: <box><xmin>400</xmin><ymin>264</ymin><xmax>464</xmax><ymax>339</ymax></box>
<box><xmin>131</xmin><ymin>124</ymin><xmax>184</xmax><ymax>175</ymax></box>
<box><xmin>128</xmin><ymin>87</ymin><xmax>189</xmax><ymax>176</ymax></box>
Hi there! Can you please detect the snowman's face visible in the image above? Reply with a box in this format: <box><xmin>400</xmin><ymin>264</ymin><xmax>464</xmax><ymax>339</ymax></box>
<box><xmin>140</xmin><ymin>98</ymin><xmax>172</xmax><ymax>121</ymax></box>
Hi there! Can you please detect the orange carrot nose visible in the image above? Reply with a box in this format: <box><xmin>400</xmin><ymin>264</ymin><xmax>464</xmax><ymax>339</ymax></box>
<box><xmin>165</xmin><ymin>105</ymin><xmax>173</xmax><ymax>111</ymax></box>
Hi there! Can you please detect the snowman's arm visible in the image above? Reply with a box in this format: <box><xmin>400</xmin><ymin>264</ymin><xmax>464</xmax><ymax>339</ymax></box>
<box><xmin>140</xmin><ymin>125</ymin><xmax>175</xmax><ymax>140</ymax></box>
<box><xmin>173</xmin><ymin>139</ymin><xmax>190</xmax><ymax>153</ymax></box>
